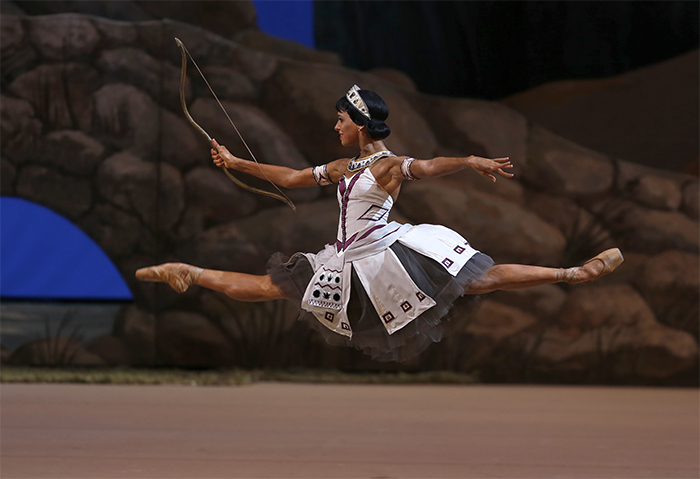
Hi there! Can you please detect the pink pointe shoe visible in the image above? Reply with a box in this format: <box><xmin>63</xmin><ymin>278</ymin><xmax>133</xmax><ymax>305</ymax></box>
<box><xmin>135</xmin><ymin>263</ymin><xmax>203</xmax><ymax>293</ymax></box>
<box><xmin>557</xmin><ymin>248</ymin><xmax>624</xmax><ymax>284</ymax></box>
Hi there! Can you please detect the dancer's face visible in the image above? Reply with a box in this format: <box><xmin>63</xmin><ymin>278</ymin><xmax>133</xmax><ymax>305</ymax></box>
<box><xmin>334</xmin><ymin>110</ymin><xmax>360</xmax><ymax>147</ymax></box>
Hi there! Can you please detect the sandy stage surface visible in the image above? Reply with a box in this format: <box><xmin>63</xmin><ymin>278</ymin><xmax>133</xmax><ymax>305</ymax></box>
<box><xmin>1</xmin><ymin>383</ymin><xmax>697</xmax><ymax>478</ymax></box>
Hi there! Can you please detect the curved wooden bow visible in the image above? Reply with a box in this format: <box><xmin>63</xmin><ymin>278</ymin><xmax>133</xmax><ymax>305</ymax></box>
<box><xmin>174</xmin><ymin>37</ymin><xmax>296</xmax><ymax>211</ymax></box>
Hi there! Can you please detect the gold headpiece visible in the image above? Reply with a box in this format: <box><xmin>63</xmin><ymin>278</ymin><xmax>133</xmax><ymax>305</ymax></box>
<box><xmin>345</xmin><ymin>85</ymin><xmax>371</xmax><ymax>119</ymax></box>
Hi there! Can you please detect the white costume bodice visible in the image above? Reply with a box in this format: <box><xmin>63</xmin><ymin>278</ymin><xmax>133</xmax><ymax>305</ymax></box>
<box><xmin>335</xmin><ymin>168</ymin><xmax>393</xmax><ymax>251</ymax></box>
<box><xmin>300</xmin><ymin>164</ymin><xmax>478</xmax><ymax>339</ymax></box>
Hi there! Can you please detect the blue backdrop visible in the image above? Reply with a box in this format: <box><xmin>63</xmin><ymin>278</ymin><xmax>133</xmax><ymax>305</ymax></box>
<box><xmin>0</xmin><ymin>2</ymin><xmax>313</xmax><ymax>300</ymax></box>
<box><xmin>252</xmin><ymin>0</ymin><xmax>314</xmax><ymax>49</ymax></box>
<box><xmin>0</xmin><ymin>197</ymin><xmax>132</xmax><ymax>300</ymax></box>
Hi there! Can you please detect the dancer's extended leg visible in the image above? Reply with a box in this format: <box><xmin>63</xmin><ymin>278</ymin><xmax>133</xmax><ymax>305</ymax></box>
<box><xmin>135</xmin><ymin>263</ymin><xmax>289</xmax><ymax>301</ymax></box>
<box><xmin>466</xmin><ymin>264</ymin><xmax>563</xmax><ymax>294</ymax></box>
<box><xmin>200</xmin><ymin>269</ymin><xmax>289</xmax><ymax>301</ymax></box>
<box><xmin>466</xmin><ymin>248</ymin><xmax>623</xmax><ymax>294</ymax></box>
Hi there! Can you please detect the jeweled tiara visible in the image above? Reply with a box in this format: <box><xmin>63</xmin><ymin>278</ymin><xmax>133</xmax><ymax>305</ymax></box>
<box><xmin>346</xmin><ymin>85</ymin><xmax>371</xmax><ymax>119</ymax></box>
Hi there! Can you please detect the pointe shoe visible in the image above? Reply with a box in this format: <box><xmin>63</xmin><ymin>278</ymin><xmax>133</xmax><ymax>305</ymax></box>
<box><xmin>558</xmin><ymin>248</ymin><xmax>624</xmax><ymax>284</ymax></box>
<box><xmin>135</xmin><ymin>263</ymin><xmax>203</xmax><ymax>293</ymax></box>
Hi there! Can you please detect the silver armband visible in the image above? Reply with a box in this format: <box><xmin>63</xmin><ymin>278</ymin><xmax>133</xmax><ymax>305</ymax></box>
<box><xmin>312</xmin><ymin>164</ymin><xmax>333</xmax><ymax>186</ymax></box>
<box><xmin>400</xmin><ymin>157</ymin><xmax>419</xmax><ymax>180</ymax></box>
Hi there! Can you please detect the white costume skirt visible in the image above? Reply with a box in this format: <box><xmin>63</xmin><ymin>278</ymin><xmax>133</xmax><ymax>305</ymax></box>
<box><xmin>267</xmin><ymin>242</ymin><xmax>493</xmax><ymax>362</ymax></box>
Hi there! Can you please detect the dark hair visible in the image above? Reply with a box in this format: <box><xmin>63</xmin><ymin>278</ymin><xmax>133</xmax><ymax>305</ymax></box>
<box><xmin>336</xmin><ymin>88</ymin><xmax>391</xmax><ymax>140</ymax></box>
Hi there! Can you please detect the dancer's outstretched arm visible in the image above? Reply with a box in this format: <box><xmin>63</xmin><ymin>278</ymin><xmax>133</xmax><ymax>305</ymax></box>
<box><xmin>370</xmin><ymin>154</ymin><xmax>513</xmax><ymax>197</ymax></box>
<box><xmin>211</xmin><ymin>139</ymin><xmax>349</xmax><ymax>189</ymax></box>
<box><xmin>211</xmin><ymin>139</ymin><xmax>315</xmax><ymax>188</ymax></box>
<box><xmin>409</xmin><ymin>155</ymin><xmax>514</xmax><ymax>182</ymax></box>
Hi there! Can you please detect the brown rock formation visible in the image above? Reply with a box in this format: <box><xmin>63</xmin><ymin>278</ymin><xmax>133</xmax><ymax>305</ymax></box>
<box><xmin>1</xmin><ymin>11</ymin><xmax>697</xmax><ymax>383</ymax></box>
<box><xmin>397</xmin><ymin>181</ymin><xmax>566</xmax><ymax>265</ymax></box>
<box><xmin>16</xmin><ymin>165</ymin><xmax>92</xmax><ymax>219</ymax></box>
<box><xmin>113</xmin><ymin>305</ymin><xmax>156</xmax><ymax>365</ymax></box>
<box><xmin>633</xmin><ymin>251</ymin><xmax>700</xmax><ymax>340</ymax></box>
<box><xmin>97</xmin><ymin>151</ymin><xmax>184</xmax><ymax>231</ymax></box>
<box><xmin>682</xmin><ymin>181</ymin><xmax>699</xmax><ymax>220</ymax></box>
<box><xmin>77</xmin><ymin>203</ymin><xmax>142</xmax><ymax>259</ymax></box>
<box><xmin>612</xmin><ymin>201</ymin><xmax>699</xmax><ymax>253</ymax></box>
<box><xmin>96</xmin><ymin>47</ymin><xmax>187</xmax><ymax>112</ymax></box>
<box><xmin>489</xmin><ymin>285</ymin><xmax>567</xmax><ymax>322</ymax></box>
<box><xmin>502</xmin><ymin>50</ymin><xmax>699</xmax><ymax>173</ymax></box>
<box><xmin>9</xmin><ymin>62</ymin><xmax>99</xmax><ymax>132</ymax></box>
<box><xmin>156</xmin><ymin>310</ymin><xmax>233</xmax><ymax>368</ymax></box>
<box><xmin>92</xmin><ymin>83</ymin><xmax>160</xmax><ymax>156</ymax></box>
<box><xmin>184</xmin><ymin>167</ymin><xmax>258</xmax><ymax>223</ymax></box>
<box><xmin>524</xmin><ymin>126</ymin><xmax>615</xmax><ymax>197</ymax></box>
<box><xmin>1</xmin><ymin>156</ymin><xmax>17</xmax><ymax>193</ymax></box>
<box><xmin>85</xmin><ymin>334</ymin><xmax>135</xmax><ymax>367</ymax></box>
<box><xmin>408</xmin><ymin>94</ymin><xmax>528</xmax><ymax>171</ymax></box>
<box><xmin>37</xmin><ymin>130</ymin><xmax>106</xmax><ymax>175</ymax></box>
<box><xmin>10</xmin><ymin>337</ymin><xmax>106</xmax><ymax>367</ymax></box>
<box><xmin>1</xmin><ymin>95</ymin><xmax>44</xmax><ymax>162</ymax></box>
<box><xmin>1</xmin><ymin>14</ymin><xmax>37</xmax><ymax>76</ymax></box>
<box><xmin>550</xmin><ymin>285</ymin><xmax>698</xmax><ymax>379</ymax></box>
<box><xmin>28</xmin><ymin>13</ymin><xmax>100</xmax><ymax>60</ymax></box>
<box><xmin>558</xmin><ymin>284</ymin><xmax>657</xmax><ymax>330</ymax></box>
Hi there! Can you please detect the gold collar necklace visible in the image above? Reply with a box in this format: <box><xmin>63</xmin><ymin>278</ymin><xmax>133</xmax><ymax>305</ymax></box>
<box><xmin>347</xmin><ymin>150</ymin><xmax>394</xmax><ymax>173</ymax></box>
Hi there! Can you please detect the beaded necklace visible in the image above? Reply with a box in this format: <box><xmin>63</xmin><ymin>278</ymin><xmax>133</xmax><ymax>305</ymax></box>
<box><xmin>347</xmin><ymin>150</ymin><xmax>394</xmax><ymax>173</ymax></box>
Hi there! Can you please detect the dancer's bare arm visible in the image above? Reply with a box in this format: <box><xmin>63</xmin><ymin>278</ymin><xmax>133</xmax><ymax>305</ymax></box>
<box><xmin>409</xmin><ymin>155</ymin><xmax>514</xmax><ymax>182</ymax></box>
<box><xmin>212</xmin><ymin>140</ymin><xmax>348</xmax><ymax>188</ymax></box>
<box><xmin>371</xmin><ymin>155</ymin><xmax>513</xmax><ymax>196</ymax></box>
<box><xmin>211</xmin><ymin>139</ymin><xmax>313</xmax><ymax>188</ymax></box>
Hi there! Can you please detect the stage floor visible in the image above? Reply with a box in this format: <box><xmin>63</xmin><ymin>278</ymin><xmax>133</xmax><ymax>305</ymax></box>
<box><xmin>2</xmin><ymin>383</ymin><xmax>698</xmax><ymax>478</ymax></box>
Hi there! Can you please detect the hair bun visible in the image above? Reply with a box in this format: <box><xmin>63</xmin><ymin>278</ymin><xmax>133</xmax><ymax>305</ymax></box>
<box><xmin>366</xmin><ymin>118</ymin><xmax>391</xmax><ymax>140</ymax></box>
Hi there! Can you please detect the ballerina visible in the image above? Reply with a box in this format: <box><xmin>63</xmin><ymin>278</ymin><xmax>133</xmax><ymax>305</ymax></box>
<box><xmin>136</xmin><ymin>85</ymin><xmax>623</xmax><ymax>361</ymax></box>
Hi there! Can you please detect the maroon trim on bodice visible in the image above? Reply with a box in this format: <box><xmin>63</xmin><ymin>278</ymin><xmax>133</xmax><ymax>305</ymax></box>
<box><xmin>358</xmin><ymin>205</ymin><xmax>389</xmax><ymax>222</ymax></box>
<box><xmin>379</xmin><ymin>225</ymin><xmax>401</xmax><ymax>240</ymax></box>
<box><xmin>337</xmin><ymin>171</ymin><xmax>365</xmax><ymax>252</ymax></box>
<box><xmin>359</xmin><ymin>224</ymin><xmax>386</xmax><ymax>240</ymax></box>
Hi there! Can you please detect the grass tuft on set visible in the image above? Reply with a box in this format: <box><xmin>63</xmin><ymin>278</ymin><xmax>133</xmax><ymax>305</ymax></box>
<box><xmin>0</xmin><ymin>367</ymin><xmax>256</xmax><ymax>386</ymax></box>
<box><xmin>0</xmin><ymin>366</ymin><xmax>478</xmax><ymax>386</ymax></box>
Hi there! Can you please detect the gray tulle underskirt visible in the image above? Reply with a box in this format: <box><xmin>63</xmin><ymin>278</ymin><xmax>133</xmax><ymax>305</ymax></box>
<box><xmin>267</xmin><ymin>242</ymin><xmax>493</xmax><ymax>362</ymax></box>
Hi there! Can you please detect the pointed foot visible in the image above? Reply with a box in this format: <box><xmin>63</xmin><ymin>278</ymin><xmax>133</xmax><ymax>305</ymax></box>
<box><xmin>135</xmin><ymin>263</ymin><xmax>202</xmax><ymax>293</ymax></box>
<box><xmin>558</xmin><ymin>248</ymin><xmax>624</xmax><ymax>284</ymax></box>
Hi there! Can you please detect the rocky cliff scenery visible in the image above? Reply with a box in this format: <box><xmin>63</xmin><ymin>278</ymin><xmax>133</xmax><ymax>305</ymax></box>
<box><xmin>1</xmin><ymin>2</ymin><xmax>698</xmax><ymax>384</ymax></box>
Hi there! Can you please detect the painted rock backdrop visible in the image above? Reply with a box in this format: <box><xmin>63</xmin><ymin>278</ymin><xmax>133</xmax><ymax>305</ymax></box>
<box><xmin>1</xmin><ymin>7</ymin><xmax>698</xmax><ymax>384</ymax></box>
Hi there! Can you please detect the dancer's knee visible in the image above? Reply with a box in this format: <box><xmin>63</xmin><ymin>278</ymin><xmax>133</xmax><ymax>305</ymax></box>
<box><xmin>464</xmin><ymin>282</ymin><xmax>495</xmax><ymax>295</ymax></box>
<box><xmin>464</xmin><ymin>265</ymin><xmax>499</xmax><ymax>294</ymax></box>
<box><xmin>262</xmin><ymin>276</ymin><xmax>292</xmax><ymax>301</ymax></box>
<box><xmin>222</xmin><ymin>275</ymin><xmax>289</xmax><ymax>302</ymax></box>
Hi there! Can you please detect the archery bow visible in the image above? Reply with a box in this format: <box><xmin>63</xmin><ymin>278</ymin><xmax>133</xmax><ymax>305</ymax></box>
<box><xmin>174</xmin><ymin>37</ymin><xmax>296</xmax><ymax>211</ymax></box>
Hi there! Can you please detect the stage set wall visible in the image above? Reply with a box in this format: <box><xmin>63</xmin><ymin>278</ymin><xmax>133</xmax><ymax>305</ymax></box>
<box><xmin>1</xmin><ymin>2</ymin><xmax>697</xmax><ymax>384</ymax></box>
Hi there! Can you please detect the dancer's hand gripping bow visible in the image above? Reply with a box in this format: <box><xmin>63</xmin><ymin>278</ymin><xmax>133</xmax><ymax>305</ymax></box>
<box><xmin>174</xmin><ymin>37</ymin><xmax>296</xmax><ymax>211</ymax></box>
